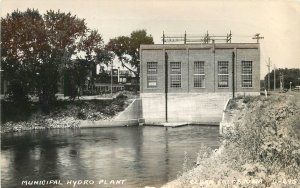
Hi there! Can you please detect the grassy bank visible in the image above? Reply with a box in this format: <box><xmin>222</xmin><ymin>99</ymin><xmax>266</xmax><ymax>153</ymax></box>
<box><xmin>1</xmin><ymin>93</ymin><xmax>131</xmax><ymax>133</ymax></box>
<box><xmin>163</xmin><ymin>94</ymin><xmax>300</xmax><ymax>188</ymax></box>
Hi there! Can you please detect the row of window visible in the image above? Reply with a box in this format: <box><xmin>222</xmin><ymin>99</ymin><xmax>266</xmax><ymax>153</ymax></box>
<box><xmin>147</xmin><ymin>61</ymin><xmax>253</xmax><ymax>88</ymax></box>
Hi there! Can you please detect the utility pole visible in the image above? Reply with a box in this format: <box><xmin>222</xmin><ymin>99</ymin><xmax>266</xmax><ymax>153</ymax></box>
<box><xmin>280</xmin><ymin>72</ymin><xmax>284</xmax><ymax>91</ymax></box>
<box><xmin>165</xmin><ymin>52</ymin><xmax>168</xmax><ymax>123</ymax></box>
<box><xmin>117</xmin><ymin>67</ymin><xmax>120</xmax><ymax>83</ymax></box>
<box><xmin>252</xmin><ymin>33</ymin><xmax>264</xmax><ymax>43</ymax></box>
<box><xmin>266</xmin><ymin>57</ymin><xmax>271</xmax><ymax>92</ymax></box>
<box><xmin>232</xmin><ymin>51</ymin><xmax>235</xmax><ymax>99</ymax></box>
<box><xmin>111</xmin><ymin>61</ymin><xmax>113</xmax><ymax>96</ymax></box>
<box><xmin>273</xmin><ymin>64</ymin><xmax>276</xmax><ymax>91</ymax></box>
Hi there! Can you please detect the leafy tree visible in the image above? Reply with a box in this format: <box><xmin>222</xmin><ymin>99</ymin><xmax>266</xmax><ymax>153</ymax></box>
<box><xmin>1</xmin><ymin>9</ymin><xmax>112</xmax><ymax>113</ymax></box>
<box><xmin>264</xmin><ymin>68</ymin><xmax>300</xmax><ymax>90</ymax></box>
<box><xmin>64</xmin><ymin>59</ymin><xmax>90</xmax><ymax>99</ymax></box>
<box><xmin>76</xmin><ymin>30</ymin><xmax>114</xmax><ymax>89</ymax></box>
<box><xmin>1</xmin><ymin>9</ymin><xmax>48</xmax><ymax>107</ymax></box>
<box><xmin>64</xmin><ymin>30</ymin><xmax>114</xmax><ymax>97</ymax></box>
<box><xmin>96</xmin><ymin>71</ymin><xmax>111</xmax><ymax>84</ymax></box>
<box><xmin>40</xmin><ymin>10</ymin><xmax>87</xmax><ymax>108</ymax></box>
<box><xmin>96</xmin><ymin>48</ymin><xmax>115</xmax><ymax>67</ymax></box>
<box><xmin>94</xmin><ymin>49</ymin><xmax>115</xmax><ymax>84</ymax></box>
<box><xmin>107</xmin><ymin>29</ymin><xmax>154</xmax><ymax>78</ymax></box>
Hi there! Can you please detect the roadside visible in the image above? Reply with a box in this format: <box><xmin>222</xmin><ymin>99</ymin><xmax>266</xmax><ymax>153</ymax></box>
<box><xmin>162</xmin><ymin>93</ymin><xmax>300</xmax><ymax>188</ymax></box>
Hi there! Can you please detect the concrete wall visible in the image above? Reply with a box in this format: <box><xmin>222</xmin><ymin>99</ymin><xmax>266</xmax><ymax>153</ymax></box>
<box><xmin>114</xmin><ymin>98</ymin><xmax>143</xmax><ymax>121</ymax></box>
<box><xmin>140</xmin><ymin>93</ymin><xmax>166</xmax><ymax>124</ymax></box>
<box><xmin>78</xmin><ymin>99</ymin><xmax>143</xmax><ymax>128</ymax></box>
<box><xmin>141</xmin><ymin>92</ymin><xmax>235</xmax><ymax>124</ymax></box>
<box><xmin>140</xmin><ymin>43</ymin><xmax>260</xmax><ymax>124</ymax></box>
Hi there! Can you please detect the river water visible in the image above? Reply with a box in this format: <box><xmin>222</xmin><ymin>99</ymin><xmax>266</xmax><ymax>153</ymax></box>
<box><xmin>1</xmin><ymin>125</ymin><xmax>220</xmax><ymax>188</ymax></box>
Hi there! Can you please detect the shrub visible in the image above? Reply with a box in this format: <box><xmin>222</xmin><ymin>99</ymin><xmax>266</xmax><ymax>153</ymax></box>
<box><xmin>167</xmin><ymin>95</ymin><xmax>300</xmax><ymax>188</ymax></box>
<box><xmin>6</xmin><ymin>79</ymin><xmax>30</xmax><ymax>105</ymax></box>
<box><xmin>227</xmin><ymin>99</ymin><xmax>237</xmax><ymax>110</ymax></box>
<box><xmin>232</xmin><ymin>95</ymin><xmax>300</xmax><ymax>178</ymax></box>
<box><xmin>1</xmin><ymin>100</ymin><xmax>36</xmax><ymax>123</ymax></box>
<box><xmin>242</xmin><ymin>95</ymin><xmax>252</xmax><ymax>103</ymax></box>
<box><xmin>115</xmin><ymin>93</ymin><xmax>128</xmax><ymax>100</ymax></box>
<box><xmin>195</xmin><ymin>145</ymin><xmax>213</xmax><ymax>166</ymax></box>
<box><xmin>77</xmin><ymin>109</ymin><xmax>86</xmax><ymax>119</ymax></box>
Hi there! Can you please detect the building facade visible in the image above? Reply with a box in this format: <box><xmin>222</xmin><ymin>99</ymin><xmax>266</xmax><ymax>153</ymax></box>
<box><xmin>140</xmin><ymin>43</ymin><xmax>260</xmax><ymax>124</ymax></box>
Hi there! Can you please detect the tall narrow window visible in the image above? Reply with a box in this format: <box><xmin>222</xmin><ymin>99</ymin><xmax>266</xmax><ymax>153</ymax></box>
<box><xmin>242</xmin><ymin>61</ymin><xmax>253</xmax><ymax>87</ymax></box>
<box><xmin>194</xmin><ymin>61</ymin><xmax>205</xmax><ymax>88</ymax></box>
<box><xmin>218</xmin><ymin>61</ymin><xmax>229</xmax><ymax>88</ymax></box>
<box><xmin>170</xmin><ymin>62</ymin><xmax>181</xmax><ymax>88</ymax></box>
<box><xmin>147</xmin><ymin>62</ymin><xmax>158</xmax><ymax>88</ymax></box>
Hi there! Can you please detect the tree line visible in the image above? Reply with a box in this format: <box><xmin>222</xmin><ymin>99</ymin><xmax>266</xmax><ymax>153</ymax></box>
<box><xmin>1</xmin><ymin>9</ymin><xmax>153</xmax><ymax>113</ymax></box>
<box><xmin>264</xmin><ymin>68</ymin><xmax>300</xmax><ymax>90</ymax></box>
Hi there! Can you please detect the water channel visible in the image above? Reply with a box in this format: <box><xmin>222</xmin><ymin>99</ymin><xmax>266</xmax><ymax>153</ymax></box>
<box><xmin>1</xmin><ymin>125</ymin><xmax>220</xmax><ymax>188</ymax></box>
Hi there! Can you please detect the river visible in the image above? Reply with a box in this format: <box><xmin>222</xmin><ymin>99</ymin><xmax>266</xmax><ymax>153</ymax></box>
<box><xmin>1</xmin><ymin>125</ymin><xmax>220</xmax><ymax>188</ymax></box>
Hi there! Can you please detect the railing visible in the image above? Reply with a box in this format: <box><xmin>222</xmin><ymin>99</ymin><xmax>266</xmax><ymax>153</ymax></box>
<box><xmin>162</xmin><ymin>31</ymin><xmax>232</xmax><ymax>44</ymax></box>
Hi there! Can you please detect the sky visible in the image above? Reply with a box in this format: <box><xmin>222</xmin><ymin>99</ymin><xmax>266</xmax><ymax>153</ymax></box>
<box><xmin>1</xmin><ymin>0</ymin><xmax>300</xmax><ymax>78</ymax></box>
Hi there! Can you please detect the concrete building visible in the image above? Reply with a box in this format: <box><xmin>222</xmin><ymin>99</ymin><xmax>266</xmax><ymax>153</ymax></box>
<box><xmin>140</xmin><ymin>43</ymin><xmax>260</xmax><ymax>124</ymax></box>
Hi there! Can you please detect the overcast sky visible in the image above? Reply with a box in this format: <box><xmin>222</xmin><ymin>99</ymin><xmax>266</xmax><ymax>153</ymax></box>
<box><xmin>1</xmin><ymin>0</ymin><xmax>300</xmax><ymax>78</ymax></box>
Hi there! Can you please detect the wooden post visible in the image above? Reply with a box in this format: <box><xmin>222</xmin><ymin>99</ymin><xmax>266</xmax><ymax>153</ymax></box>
<box><xmin>232</xmin><ymin>51</ymin><xmax>235</xmax><ymax>99</ymax></box>
<box><xmin>267</xmin><ymin>58</ymin><xmax>271</xmax><ymax>92</ymax></box>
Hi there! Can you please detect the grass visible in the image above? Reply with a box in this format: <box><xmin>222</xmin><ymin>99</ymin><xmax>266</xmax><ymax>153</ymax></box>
<box><xmin>163</xmin><ymin>94</ymin><xmax>300</xmax><ymax>188</ymax></box>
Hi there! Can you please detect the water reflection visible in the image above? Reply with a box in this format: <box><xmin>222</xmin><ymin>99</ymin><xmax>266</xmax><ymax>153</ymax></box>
<box><xmin>1</xmin><ymin>126</ymin><xmax>220</xmax><ymax>188</ymax></box>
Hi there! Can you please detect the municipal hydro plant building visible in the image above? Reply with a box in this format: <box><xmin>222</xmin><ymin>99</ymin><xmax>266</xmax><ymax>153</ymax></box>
<box><xmin>139</xmin><ymin>32</ymin><xmax>260</xmax><ymax>124</ymax></box>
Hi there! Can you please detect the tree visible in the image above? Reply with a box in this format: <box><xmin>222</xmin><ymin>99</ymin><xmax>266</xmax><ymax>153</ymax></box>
<box><xmin>96</xmin><ymin>48</ymin><xmax>115</xmax><ymax>67</ymax></box>
<box><xmin>96</xmin><ymin>71</ymin><xmax>111</xmax><ymax>84</ymax></box>
<box><xmin>66</xmin><ymin>30</ymin><xmax>114</xmax><ymax>97</ymax></box>
<box><xmin>264</xmin><ymin>68</ymin><xmax>300</xmax><ymax>90</ymax></box>
<box><xmin>1</xmin><ymin>9</ymin><xmax>48</xmax><ymax>105</ymax></box>
<box><xmin>64</xmin><ymin>59</ymin><xmax>90</xmax><ymax>99</ymax></box>
<box><xmin>1</xmin><ymin>9</ymin><xmax>111</xmax><ymax>112</ymax></box>
<box><xmin>107</xmin><ymin>29</ymin><xmax>154</xmax><ymax>78</ymax></box>
<box><xmin>40</xmin><ymin>10</ymin><xmax>87</xmax><ymax>108</ymax></box>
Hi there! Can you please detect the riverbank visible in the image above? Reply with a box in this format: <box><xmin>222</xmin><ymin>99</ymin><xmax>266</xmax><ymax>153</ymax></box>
<box><xmin>1</xmin><ymin>92</ymin><xmax>134</xmax><ymax>133</ymax></box>
<box><xmin>162</xmin><ymin>93</ymin><xmax>300</xmax><ymax>188</ymax></box>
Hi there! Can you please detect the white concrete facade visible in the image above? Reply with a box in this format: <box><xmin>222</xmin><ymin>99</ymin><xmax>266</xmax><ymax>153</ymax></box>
<box><xmin>141</xmin><ymin>93</ymin><xmax>234</xmax><ymax>124</ymax></box>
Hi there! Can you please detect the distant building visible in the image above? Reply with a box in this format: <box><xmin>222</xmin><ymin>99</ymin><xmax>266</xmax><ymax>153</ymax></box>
<box><xmin>140</xmin><ymin>42</ymin><xmax>260</xmax><ymax>124</ymax></box>
<box><xmin>106</xmin><ymin>68</ymin><xmax>132</xmax><ymax>84</ymax></box>
<box><xmin>93</xmin><ymin>68</ymin><xmax>136</xmax><ymax>93</ymax></box>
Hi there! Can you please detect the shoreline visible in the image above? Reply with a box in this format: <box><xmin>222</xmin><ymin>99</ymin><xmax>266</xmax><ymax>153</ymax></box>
<box><xmin>0</xmin><ymin>119</ymin><xmax>137</xmax><ymax>134</ymax></box>
<box><xmin>1</xmin><ymin>120</ymin><xmax>221</xmax><ymax>134</ymax></box>
<box><xmin>1</xmin><ymin>93</ymin><xmax>137</xmax><ymax>133</ymax></box>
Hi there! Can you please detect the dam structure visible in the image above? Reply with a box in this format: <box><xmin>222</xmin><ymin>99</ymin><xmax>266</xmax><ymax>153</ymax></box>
<box><xmin>139</xmin><ymin>40</ymin><xmax>260</xmax><ymax>125</ymax></box>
